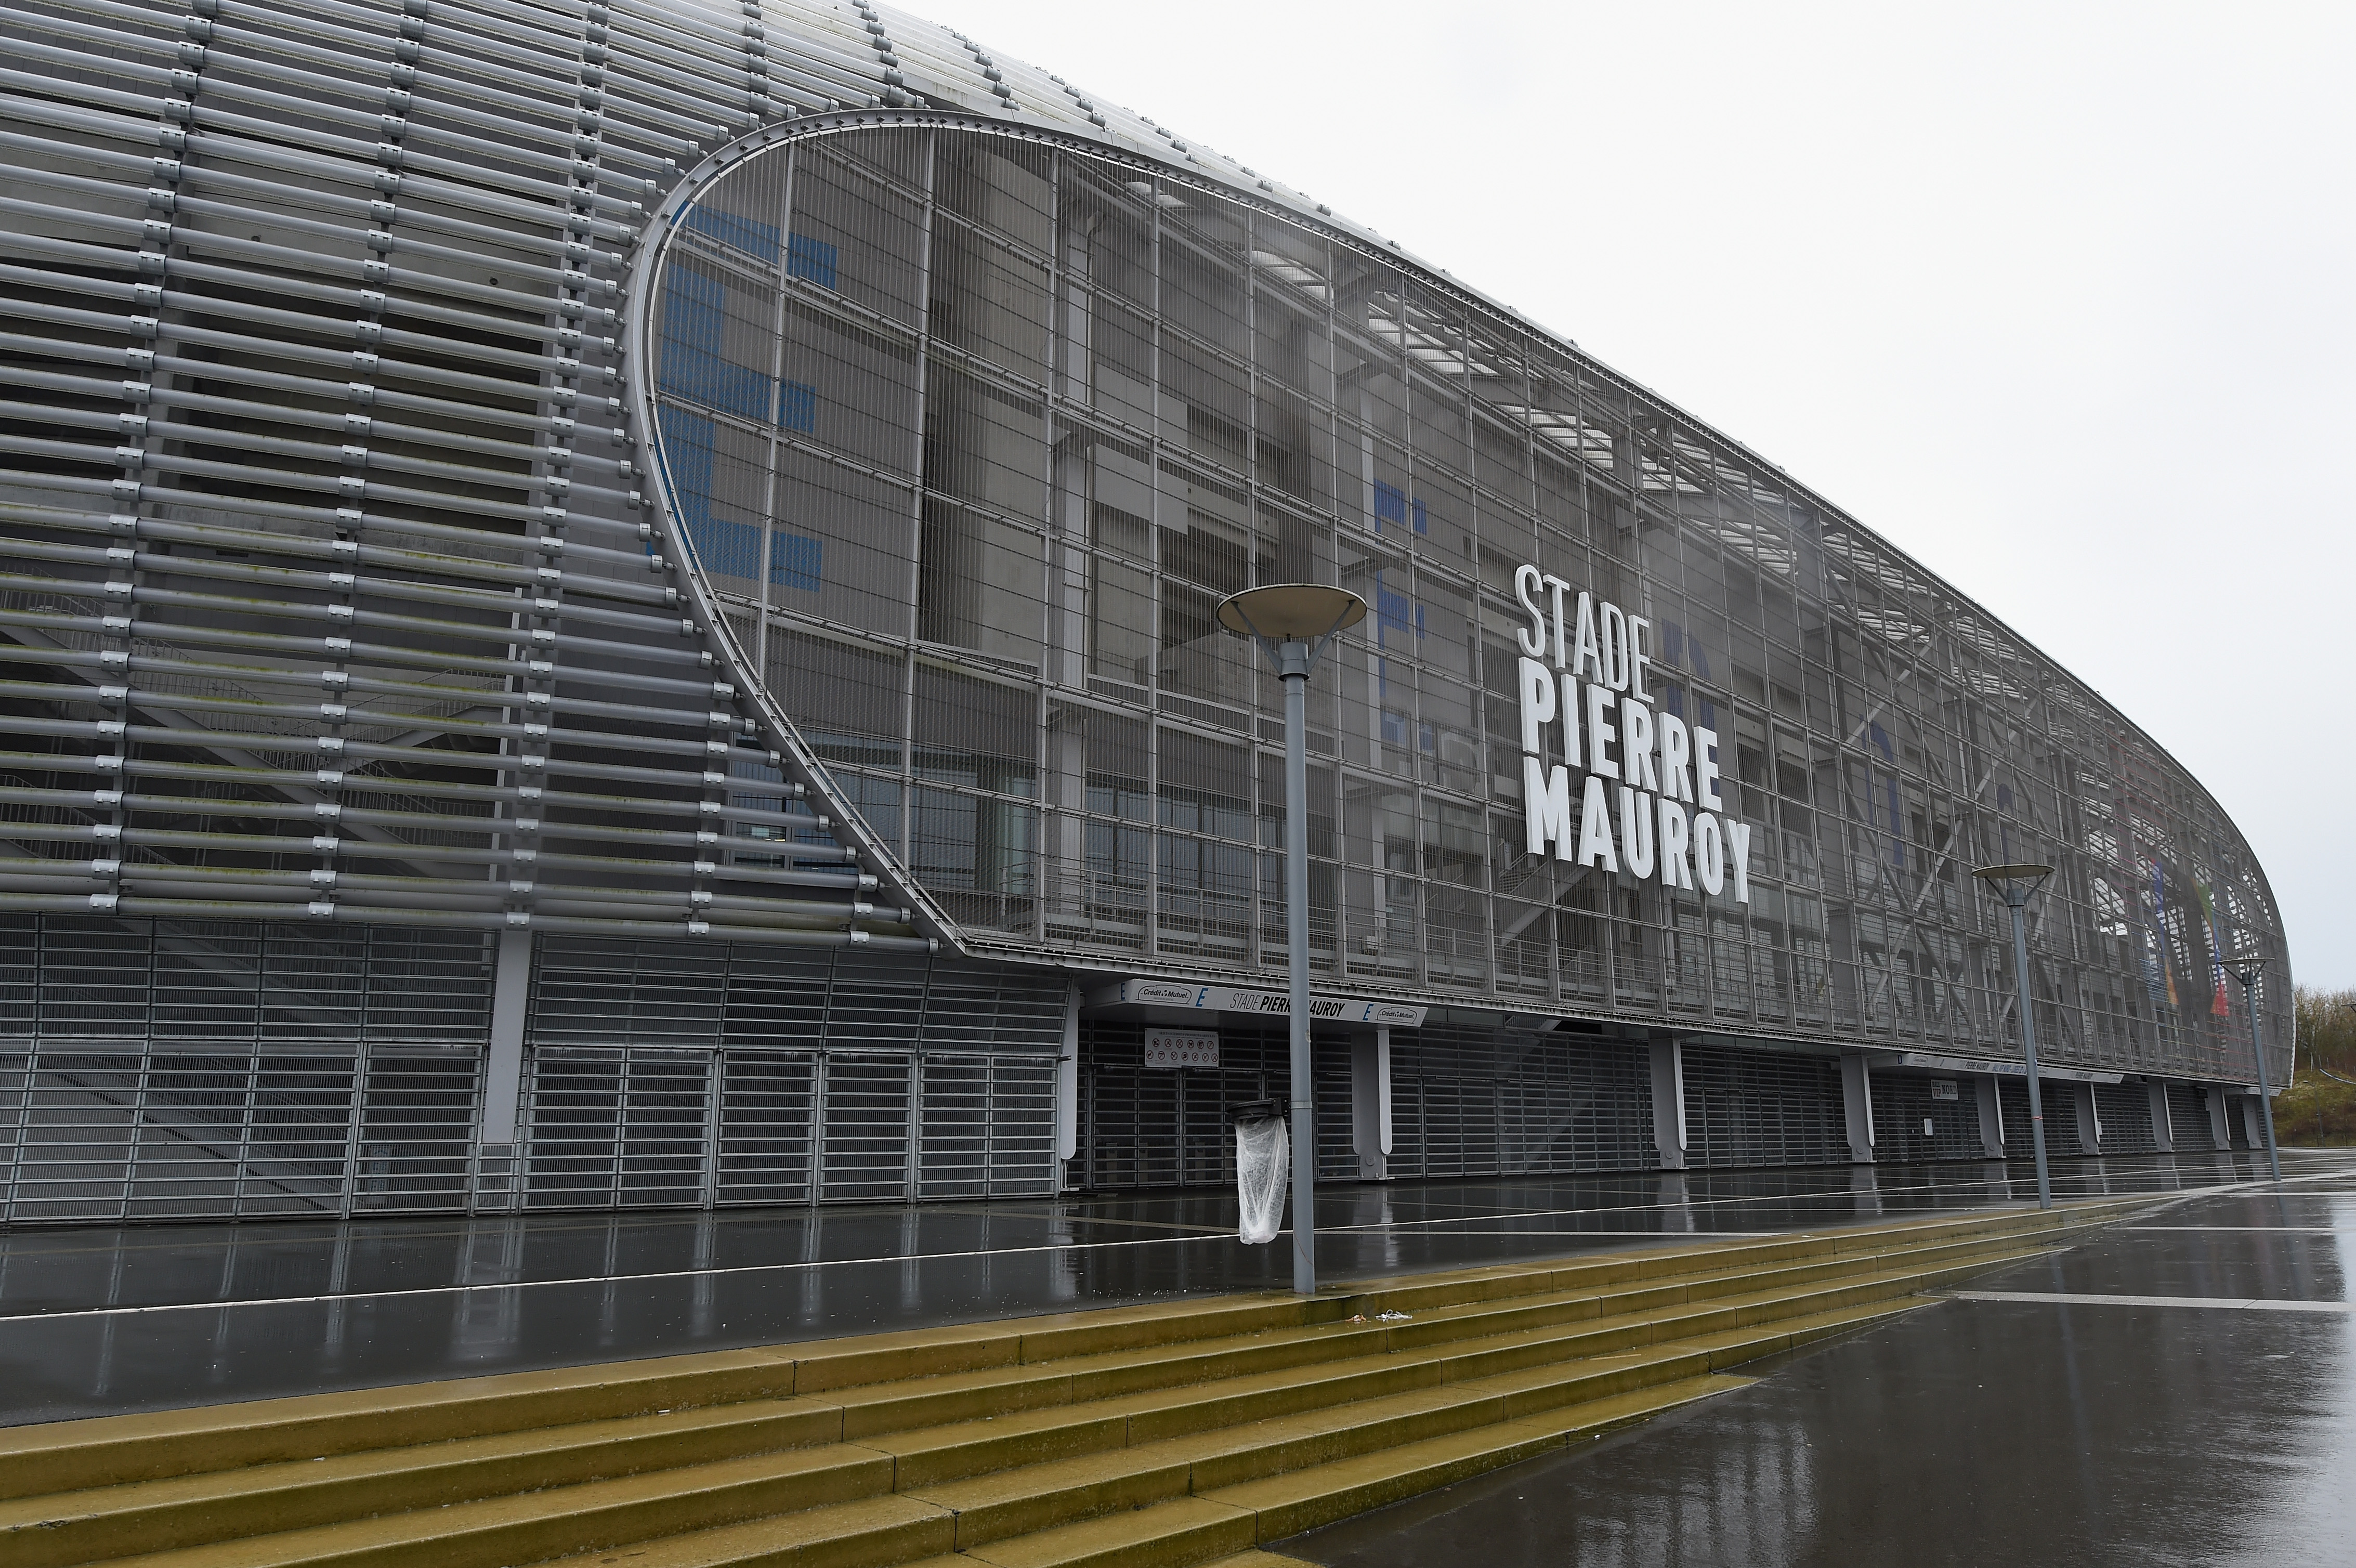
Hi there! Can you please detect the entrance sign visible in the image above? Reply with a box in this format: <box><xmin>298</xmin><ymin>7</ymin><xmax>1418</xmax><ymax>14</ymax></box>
<box><xmin>1092</xmin><ymin>977</ymin><xmax>1428</xmax><ymax>1027</ymax></box>
<box><xmin>1512</xmin><ymin>565</ymin><xmax>1751</xmax><ymax>904</ymax></box>
<box><xmin>1895</xmin><ymin>1050</ymin><xmax>2123</xmax><ymax>1086</ymax></box>
<box><xmin>1143</xmin><ymin>1030</ymin><xmax>1221</xmax><ymax>1069</ymax></box>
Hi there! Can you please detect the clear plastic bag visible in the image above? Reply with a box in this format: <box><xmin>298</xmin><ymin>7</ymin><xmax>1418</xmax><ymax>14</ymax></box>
<box><xmin>1233</xmin><ymin>1104</ymin><xmax>1289</xmax><ymax>1245</ymax></box>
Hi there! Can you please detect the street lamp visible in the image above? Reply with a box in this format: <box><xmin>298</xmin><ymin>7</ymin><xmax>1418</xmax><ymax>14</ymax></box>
<box><xmin>1974</xmin><ymin>863</ymin><xmax>2054</xmax><ymax>1211</ymax></box>
<box><xmin>2231</xmin><ymin>962</ymin><xmax>2283</xmax><ymax>1183</ymax></box>
<box><xmin>1217</xmin><ymin>582</ymin><xmax>1367</xmax><ymax>1296</ymax></box>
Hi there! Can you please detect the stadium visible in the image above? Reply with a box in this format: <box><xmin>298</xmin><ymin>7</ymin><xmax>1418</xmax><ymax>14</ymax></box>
<box><xmin>0</xmin><ymin>0</ymin><xmax>2290</xmax><ymax>1224</ymax></box>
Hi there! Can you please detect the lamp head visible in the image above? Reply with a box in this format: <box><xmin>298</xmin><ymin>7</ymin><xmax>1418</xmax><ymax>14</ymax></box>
<box><xmin>1216</xmin><ymin>583</ymin><xmax>1367</xmax><ymax>671</ymax></box>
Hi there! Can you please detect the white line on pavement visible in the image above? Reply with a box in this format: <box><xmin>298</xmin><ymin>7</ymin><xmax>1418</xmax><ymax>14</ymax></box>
<box><xmin>1948</xmin><ymin>1290</ymin><xmax>2356</xmax><ymax>1313</ymax></box>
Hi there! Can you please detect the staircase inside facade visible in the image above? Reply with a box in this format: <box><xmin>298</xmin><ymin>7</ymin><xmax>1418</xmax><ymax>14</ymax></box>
<box><xmin>0</xmin><ymin>1200</ymin><xmax>2141</xmax><ymax>1568</ymax></box>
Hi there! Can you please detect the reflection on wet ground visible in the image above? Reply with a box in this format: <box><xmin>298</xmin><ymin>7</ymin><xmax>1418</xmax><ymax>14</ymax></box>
<box><xmin>0</xmin><ymin>1150</ymin><xmax>2319</xmax><ymax>1427</ymax></box>
<box><xmin>1284</xmin><ymin>1148</ymin><xmax>2356</xmax><ymax>1568</ymax></box>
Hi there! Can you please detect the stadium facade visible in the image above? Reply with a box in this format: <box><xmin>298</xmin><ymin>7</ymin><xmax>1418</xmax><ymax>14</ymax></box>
<box><xmin>0</xmin><ymin>0</ymin><xmax>2290</xmax><ymax>1225</ymax></box>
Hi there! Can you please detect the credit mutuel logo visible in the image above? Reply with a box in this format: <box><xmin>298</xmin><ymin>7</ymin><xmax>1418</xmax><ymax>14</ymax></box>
<box><xmin>1511</xmin><ymin>565</ymin><xmax>1752</xmax><ymax>905</ymax></box>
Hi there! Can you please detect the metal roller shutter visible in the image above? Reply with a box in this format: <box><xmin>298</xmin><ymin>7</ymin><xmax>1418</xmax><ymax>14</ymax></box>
<box><xmin>1998</xmin><ymin>1078</ymin><xmax>2086</xmax><ymax>1157</ymax></box>
<box><xmin>2093</xmin><ymin>1082</ymin><xmax>2158</xmax><ymax>1153</ymax></box>
<box><xmin>2165</xmin><ymin>1082</ymin><xmax>2214</xmax><ymax>1149</ymax></box>
<box><xmin>1681</xmin><ymin>1046</ymin><xmax>1843</xmax><ymax>1169</ymax></box>
<box><xmin>1866</xmin><ymin>1073</ymin><xmax>1984</xmax><ymax>1162</ymax></box>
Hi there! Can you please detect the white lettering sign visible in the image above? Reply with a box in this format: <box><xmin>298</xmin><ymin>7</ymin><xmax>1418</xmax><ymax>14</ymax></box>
<box><xmin>1512</xmin><ymin>563</ymin><xmax>1749</xmax><ymax>905</ymax></box>
<box><xmin>1099</xmin><ymin>979</ymin><xmax>1429</xmax><ymax>1027</ymax></box>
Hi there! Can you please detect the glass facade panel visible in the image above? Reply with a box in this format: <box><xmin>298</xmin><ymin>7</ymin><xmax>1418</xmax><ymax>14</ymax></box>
<box><xmin>643</xmin><ymin>120</ymin><xmax>2283</xmax><ymax>1086</ymax></box>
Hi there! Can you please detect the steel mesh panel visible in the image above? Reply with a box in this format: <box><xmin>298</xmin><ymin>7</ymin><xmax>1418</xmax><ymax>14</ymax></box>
<box><xmin>531</xmin><ymin>939</ymin><xmax>730</xmax><ymax>1051</ymax></box>
<box><xmin>818</xmin><ymin>1051</ymin><xmax>911</xmax><ymax>1203</ymax></box>
<box><xmin>1681</xmin><ymin>1046</ymin><xmax>1843</xmax><ymax>1169</ymax></box>
<box><xmin>715</xmin><ymin>1049</ymin><xmax>817</xmax><ymax>1206</ymax></box>
<box><xmin>522</xmin><ymin>1047</ymin><xmax>717</xmax><ymax>1210</ymax></box>
<box><xmin>917</xmin><ymin>1053</ymin><xmax>989</xmax><ymax>1199</ymax></box>
<box><xmin>986</xmin><ymin>1055</ymin><xmax>1057</xmax><ymax>1195</ymax></box>
<box><xmin>348</xmin><ymin>1051</ymin><xmax>480</xmax><ymax>1213</ymax></box>
<box><xmin>0</xmin><ymin>1039</ymin><xmax>479</xmax><ymax>1222</ymax></box>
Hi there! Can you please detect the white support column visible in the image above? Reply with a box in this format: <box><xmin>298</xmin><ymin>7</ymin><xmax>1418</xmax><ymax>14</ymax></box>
<box><xmin>1650</xmin><ymin>1040</ymin><xmax>1688</xmax><ymax>1170</ymax></box>
<box><xmin>1351</xmin><ymin>1028</ymin><xmax>1392</xmax><ymax>1180</ymax></box>
<box><xmin>476</xmin><ymin>928</ymin><xmax>533</xmax><ymax>1207</ymax></box>
<box><xmin>2239</xmin><ymin>1094</ymin><xmax>2266</xmax><ymax>1151</ymax></box>
<box><xmin>1839</xmin><ymin>1051</ymin><xmax>1876</xmax><ymax>1164</ymax></box>
<box><xmin>2074</xmin><ymin>1081</ymin><xmax>2101</xmax><ymax>1154</ymax></box>
<box><xmin>481</xmin><ymin>928</ymin><xmax>532</xmax><ymax>1155</ymax></box>
<box><xmin>1054</xmin><ymin>982</ymin><xmax>1080</xmax><ymax>1189</ymax></box>
<box><xmin>2203</xmin><ymin>1084</ymin><xmax>2232</xmax><ymax>1150</ymax></box>
<box><xmin>1975</xmin><ymin>1076</ymin><xmax>2006</xmax><ymax>1158</ymax></box>
<box><xmin>2148</xmin><ymin>1080</ymin><xmax>2175</xmax><ymax>1153</ymax></box>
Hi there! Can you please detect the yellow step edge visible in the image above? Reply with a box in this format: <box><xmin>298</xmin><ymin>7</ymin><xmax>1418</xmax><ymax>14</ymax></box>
<box><xmin>0</xmin><ymin>1397</ymin><xmax>846</xmax><ymax>1568</ymax></box>
<box><xmin>1203</xmin><ymin>1374</ymin><xmax>1754</xmax><ymax>1544</ymax></box>
<box><xmin>75</xmin><ymin>1444</ymin><xmax>898</xmax><ymax>1568</ymax></box>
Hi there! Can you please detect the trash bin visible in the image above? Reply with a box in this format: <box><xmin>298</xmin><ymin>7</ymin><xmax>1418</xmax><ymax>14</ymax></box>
<box><xmin>1232</xmin><ymin>1098</ymin><xmax>1289</xmax><ymax>1245</ymax></box>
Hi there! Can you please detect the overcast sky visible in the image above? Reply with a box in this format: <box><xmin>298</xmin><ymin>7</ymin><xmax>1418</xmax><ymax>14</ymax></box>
<box><xmin>939</xmin><ymin>0</ymin><xmax>2356</xmax><ymax>990</ymax></box>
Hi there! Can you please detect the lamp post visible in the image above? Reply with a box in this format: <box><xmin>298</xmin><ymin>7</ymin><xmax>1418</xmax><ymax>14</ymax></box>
<box><xmin>1216</xmin><ymin>582</ymin><xmax>1367</xmax><ymax>1296</ymax></box>
<box><xmin>1974</xmin><ymin>864</ymin><xmax>2054</xmax><ymax>1210</ymax></box>
<box><xmin>2232</xmin><ymin>963</ymin><xmax>2282</xmax><ymax>1183</ymax></box>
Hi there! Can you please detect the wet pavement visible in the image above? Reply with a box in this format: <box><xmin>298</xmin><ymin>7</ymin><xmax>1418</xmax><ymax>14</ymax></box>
<box><xmin>1281</xmin><ymin>1149</ymin><xmax>2356</xmax><ymax>1568</ymax></box>
<box><xmin>0</xmin><ymin>1149</ymin><xmax>2317</xmax><ymax>1428</ymax></box>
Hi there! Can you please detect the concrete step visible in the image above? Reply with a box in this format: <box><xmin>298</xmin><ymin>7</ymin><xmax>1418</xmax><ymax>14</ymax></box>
<box><xmin>2</xmin><ymin>1203</ymin><xmax>2138</xmax><ymax>1568</ymax></box>
<box><xmin>528</xmin><ymin>1275</ymin><xmax>1979</xmax><ymax>1568</ymax></box>
<box><xmin>0</xmin><ymin>1395</ymin><xmax>848</xmax><ymax>1568</ymax></box>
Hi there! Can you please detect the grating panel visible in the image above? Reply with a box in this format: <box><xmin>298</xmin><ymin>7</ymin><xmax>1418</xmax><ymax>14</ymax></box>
<box><xmin>819</xmin><ymin>1052</ymin><xmax>913</xmax><ymax>1203</ymax></box>
<box><xmin>716</xmin><ymin>1051</ymin><xmax>818</xmax><ymax>1206</ymax></box>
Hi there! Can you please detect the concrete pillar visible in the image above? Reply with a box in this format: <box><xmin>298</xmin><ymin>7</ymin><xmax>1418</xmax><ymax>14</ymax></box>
<box><xmin>1839</xmin><ymin>1051</ymin><xmax>1876</xmax><ymax>1164</ymax></box>
<box><xmin>1657</xmin><ymin>1171</ymin><xmax>1696</xmax><ymax>1232</ymax></box>
<box><xmin>1351</xmin><ymin>1027</ymin><xmax>1392</xmax><ymax>1180</ymax></box>
<box><xmin>2203</xmin><ymin>1084</ymin><xmax>2232</xmax><ymax>1150</ymax></box>
<box><xmin>1975</xmin><ymin>1076</ymin><xmax>2006</xmax><ymax>1158</ymax></box>
<box><xmin>1054</xmin><ymin>983</ymin><xmax>1080</xmax><ymax>1189</ymax></box>
<box><xmin>1650</xmin><ymin>1040</ymin><xmax>1688</xmax><ymax>1170</ymax></box>
<box><xmin>2147</xmin><ymin>1080</ymin><xmax>2175</xmax><ymax>1153</ymax></box>
<box><xmin>2239</xmin><ymin>1094</ymin><xmax>2266</xmax><ymax>1151</ymax></box>
<box><xmin>2073</xmin><ymin>1080</ymin><xmax>2101</xmax><ymax>1154</ymax></box>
